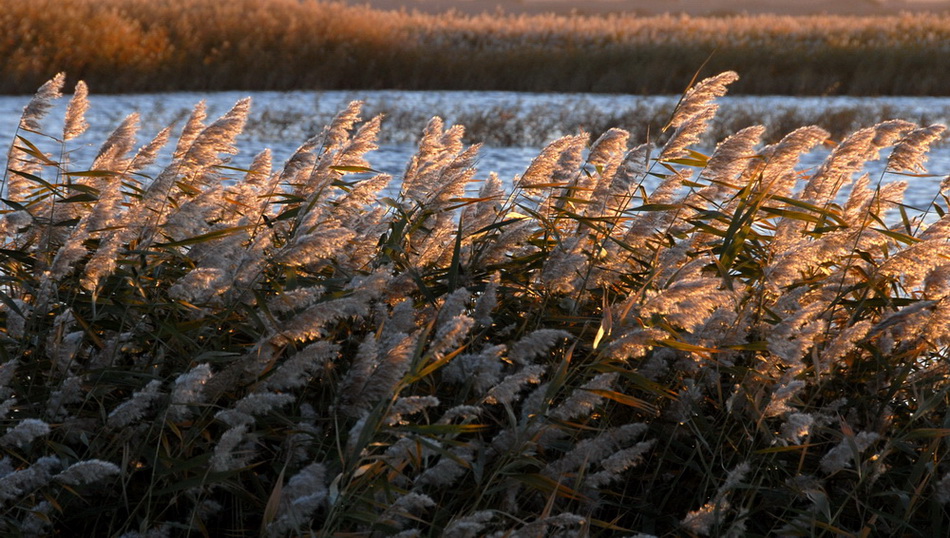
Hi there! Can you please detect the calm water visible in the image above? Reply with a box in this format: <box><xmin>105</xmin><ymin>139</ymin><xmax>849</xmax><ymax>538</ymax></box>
<box><xmin>3</xmin><ymin>90</ymin><xmax>949</xmax><ymax>210</ymax></box>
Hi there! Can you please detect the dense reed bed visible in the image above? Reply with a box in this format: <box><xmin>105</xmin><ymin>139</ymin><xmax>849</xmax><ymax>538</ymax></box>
<box><xmin>2</xmin><ymin>72</ymin><xmax>950</xmax><ymax>536</ymax></box>
<box><xmin>245</xmin><ymin>92</ymin><xmax>950</xmax><ymax>150</ymax></box>
<box><xmin>7</xmin><ymin>0</ymin><xmax>950</xmax><ymax>95</ymax></box>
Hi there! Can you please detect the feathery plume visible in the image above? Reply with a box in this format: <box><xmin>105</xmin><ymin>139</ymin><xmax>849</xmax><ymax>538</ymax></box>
<box><xmin>462</xmin><ymin>173</ymin><xmax>504</xmax><ymax>239</ymax></box>
<box><xmin>267</xmin><ymin>463</ymin><xmax>328</xmax><ymax>536</ymax></box>
<box><xmin>63</xmin><ymin>81</ymin><xmax>89</xmax><ymax>141</ymax></box>
<box><xmin>879</xmin><ymin>241</ymin><xmax>950</xmax><ymax>290</ymax></box>
<box><xmin>128</xmin><ymin>125</ymin><xmax>173</xmax><ymax>177</ymax></box>
<box><xmin>210</xmin><ymin>424</ymin><xmax>249</xmax><ymax>472</ymax></box>
<box><xmin>46</xmin><ymin>375</ymin><xmax>84</xmax><ymax>419</ymax></box>
<box><xmin>442</xmin><ymin>344</ymin><xmax>506</xmax><ymax>395</ymax></box>
<box><xmin>925</xmin><ymin>264</ymin><xmax>950</xmax><ymax>300</ymax></box>
<box><xmin>380</xmin><ymin>492</ymin><xmax>436</xmax><ymax>529</ymax></box>
<box><xmin>291</xmin><ymin>108</ymin><xmax>378</xmax><ymax>202</ymax></box>
<box><xmin>5</xmin><ymin>73</ymin><xmax>65</xmax><ymax>201</ymax></box>
<box><xmin>680</xmin><ymin>462</ymin><xmax>750</xmax><ymax>536</ymax></box>
<box><xmin>267</xmin><ymin>286</ymin><xmax>325</xmax><ymax>316</ymax></box>
<box><xmin>386</xmin><ymin>395</ymin><xmax>440</xmax><ymax>425</ymax></box>
<box><xmin>0</xmin><ymin>456</ymin><xmax>61</xmax><ymax>502</ymax></box>
<box><xmin>509</xmin><ymin>329</ymin><xmax>571</xmax><ymax>365</ymax></box>
<box><xmin>766</xmin><ymin>301</ymin><xmax>824</xmax><ymax>368</ymax></box>
<box><xmin>0</xmin><ymin>419</ymin><xmax>50</xmax><ymax>448</ymax></box>
<box><xmin>428</xmin><ymin>314</ymin><xmax>474</xmax><ymax>359</ymax></box>
<box><xmin>169</xmin><ymin>265</ymin><xmax>229</xmax><ymax>303</ymax></box>
<box><xmin>867</xmin><ymin>300</ymin><xmax>941</xmax><ymax>354</ymax></box>
<box><xmin>603</xmin><ymin>142</ymin><xmax>652</xmax><ymax>214</ymax></box>
<box><xmin>484</xmin><ymin>364</ymin><xmax>547</xmax><ymax>406</ymax></box>
<box><xmin>819</xmin><ymin>320</ymin><xmax>872</xmax><ymax>374</ymax></box>
<box><xmin>262</xmin><ymin>341</ymin><xmax>338</xmax><ymax>391</ymax></box>
<box><xmin>661</xmin><ymin>72</ymin><xmax>739</xmax><ymax>161</ymax></box>
<box><xmin>80</xmin><ymin>236</ymin><xmax>122</xmax><ymax>293</ymax></box>
<box><xmin>0</xmin><ymin>399</ymin><xmax>15</xmax><ymax>421</ymax></box>
<box><xmin>107</xmin><ymin>380</ymin><xmax>163</xmax><ymax>429</ymax></box>
<box><xmin>887</xmin><ymin>124</ymin><xmax>946</xmax><ymax>173</ymax></box>
<box><xmin>800</xmin><ymin>120</ymin><xmax>914</xmax><ymax>207</ymax></box>
<box><xmin>442</xmin><ymin>511</ymin><xmax>496</xmax><ymax>538</ymax></box>
<box><xmin>415</xmin><ymin>444</ymin><xmax>474</xmax><ymax>487</ymax></box>
<box><xmin>0</xmin><ymin>360</ymin><xmax>18</xmax><ymax>396</ymax></box>
<box><xmin>584</xmin><ymin>439</ymin><xmax>656</xmax><ymax>489</ymax></box>
<box><xmin>277</xmin><ymin>135</ymin><xmax>319</xmax><ymax>188</ymax></box>
<box><xmin>321</xmin><ymin>100</ymin><xmax>365</xmax><ymax>152</ymax></box>
<box><xmin>780</xmin><ymin>412</ymin><xmax>815</xmax><ymax>445</ymax></box>
<box><xmin>471</xmin><ymin>280</ymin><xmax>499</xmax><ymax>327</ymax></box>
<box><xmin>18</xmin><ymin>73</ymin><xmax>65</xmax><ymax>133</ymax></box>
<box><xmin>337</xmin><ymin>110</ymin><xmax>381</xmax><ymax>155</ymax></box>
<box><xmin>641</xmin><ymin>278</ymin><xmax>734</xmax><ymax>333</ymax></box>
<box><xmin>758</xmin><ymin>125</ymin><xmax>829</xmax><ymax>197</ymax></box>
<box><xmin>583</xmin><ymin>128</ymin><xmax>630</xmax><ymax>213</ymax></box>
<box><xmin>661</xmin><ymin>107</ymin><xmax>716</xmax><ymax>162</ymax></box>
<box><xmin>669</xmin><ymin>72</ymin><xmax>740</xmax><ymax>131</ymax></box>
<box><xmin>334</xmin><ymin>173</ymin><xmax>392</xmax><ymax>223</ymax></box>
<box><xmin>549</xmin><ymin>372</ymin><xmax>618</xmax><ymax>421</ymax></box>
<box><xmin>437</xmin><ymin>405</ymin><xmax>481</xmax><ymax>425</ymax></box>
<box><xmin>215</xmin><ymin>392</ymin><xmax>295</xmax><ymax>428</ymax></box>
<box><xmin>54</xmin><ymin>460</ymin><xmax>120</xmax><ymax>486</ymax></box>
<box><xmin>91</xmin><ymin>113</ymin><xmax>139</xmax><ymax>171</ymax></box>
<box><xmin>436</xmin><ymin>287</ymin><xmax>472</xmax><ymax>326</ymax></box>
<box><xmin>273</xmin><ymin>270</ymin><xmax>389</xmax><ymax>344</ymax></box>
<box><xmin>19</xmin><ymin>500</ymin><xmax>52</xmax><ymax>536</ymax></box>
<box><xmin>514</xmin><ymin>134</ymin><xmax>588</xmax><ymax>208</ymax></box>
<box><xmin>174</xmin><ymin>100</ymin><xmax>208</xmax><ymax>158</ymax></box>
<box><xmin>168</xmin><ymin>364</ymin><xmax>213</xmax><ymax>422</ymax></box>
<box><xmin>619</xmin><ymin>168</ymin><xmax>688</xmax><ymax>247</ymax></box>
<box><xmin>694</xmin><ymin>125</ymin><xmax>764</xmax><ymax>201</ymax></box>
<box><xmin>338</xmin><ymin>331</ymin><xmax>417</xmax><ymax>416</ymax></box>
<box><xmin>545</xmin><ymin>423</ymin><xmax>647</xmax><ymax>479</ymax></box>
<box><xmin>763</xmin><ymin>379</ymin><xmax>806</xmax><ymax>418</ymax></box>
<box><xmin>588</xmin><ymin>128</ymin><xmax>630</xmax><ymax>176</ymax></box>
<box><xmin>508</xmin><ymin>513</ymin><xmax>586</xmax><ymax>536</ymax></box>
<box><xmin>820</xmin><ymin>431</ymin><xmax>880</xmax><ymax>474</ymax></box>
<box><xmin>540</xmin><ymin>237</ymin><xmax>586</xmax><ymax>294</ymax></box>
<box><xmin>180</xmin><ymin>98</ymin><xmax>251</xmax><ymax>173</ymax></box>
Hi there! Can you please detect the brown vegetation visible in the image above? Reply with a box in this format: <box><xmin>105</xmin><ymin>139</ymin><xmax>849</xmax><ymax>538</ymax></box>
<box><xmin>5</xmin><ymin>0</ymin><xmax>950</xmax><ymax>95</ymax></box>
<box><xmin>354</xmin><ymin>0</ymin><xmax>950</xmax><ymax>17</ymax></box>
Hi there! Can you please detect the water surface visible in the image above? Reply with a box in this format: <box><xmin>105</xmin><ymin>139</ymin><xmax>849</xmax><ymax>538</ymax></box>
<box><xmin>4</xmin><ymin>90</ymin><xmax>949</xmax><ymax>210</ymax></box>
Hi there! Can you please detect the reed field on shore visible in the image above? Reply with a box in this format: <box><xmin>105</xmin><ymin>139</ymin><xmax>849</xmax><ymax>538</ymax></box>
<box><xmin>1</xmin><ymin>71</ymin><xmax>950</xmax><ymax>536</ymax></box>
<box><xmin>7</xmin><ymin>0</ymin><xmax>950</xmax><ymax>95</ymax></box>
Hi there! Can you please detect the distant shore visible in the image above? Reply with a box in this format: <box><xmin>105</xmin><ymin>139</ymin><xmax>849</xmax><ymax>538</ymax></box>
<box><xmin>8</xmin><ymin>0</ymin><xmax>950</xmax><ymax>95</ymax></box>
<box><xmin>343</xmin><ymin>0</ymin><xmax>950</xmax><ymax>16</ymax></box>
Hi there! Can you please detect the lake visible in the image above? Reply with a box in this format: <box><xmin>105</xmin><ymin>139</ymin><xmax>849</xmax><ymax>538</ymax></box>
<box><xmin>4</xmin><ymin>90</ymin><xmax>950</xmax><ymax>210</ymax></box>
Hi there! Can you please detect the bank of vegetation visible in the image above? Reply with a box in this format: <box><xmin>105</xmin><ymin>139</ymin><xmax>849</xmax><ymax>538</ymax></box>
<box><xmin>1</xmin><ymin>71</ymin><xmax>949</xmax><ymax>535</ymax></box>
<box><xmin>5</xmin><ymin>0</ymin><xmax>950</xmax><ymax>95</ymax></box>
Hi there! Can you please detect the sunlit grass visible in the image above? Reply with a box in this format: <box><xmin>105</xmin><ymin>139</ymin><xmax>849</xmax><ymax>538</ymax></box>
<box><xmin>0</xmin><ymin>72</ymin><xmax>949</xmax><ymax>536</ymax></box>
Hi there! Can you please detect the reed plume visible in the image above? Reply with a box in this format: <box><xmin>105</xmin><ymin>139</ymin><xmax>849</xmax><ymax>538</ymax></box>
<box><xmin>1</xmin><ymin>72</ymin><xmax>948</xmax><ymax>537</ymax></box>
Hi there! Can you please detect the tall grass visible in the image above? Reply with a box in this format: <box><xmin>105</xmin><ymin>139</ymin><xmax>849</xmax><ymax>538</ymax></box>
<box><xmin>1</xmin><ymin>72</ymin><xmax>950</xmax><ymax>536</ymax></box>
<box><xmin>243</xmin><ymin>92</ymin><xmax>950</xmax><ymax>151</ymax></box>
<box><xmin>6</xmin><ymin>0</ymin><xmax>950</xmax><ymax>95</ymax></box>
